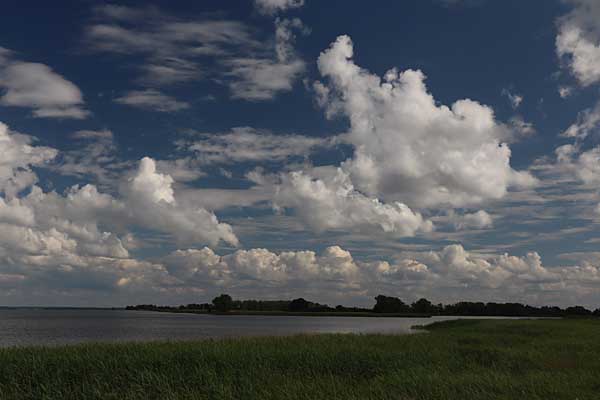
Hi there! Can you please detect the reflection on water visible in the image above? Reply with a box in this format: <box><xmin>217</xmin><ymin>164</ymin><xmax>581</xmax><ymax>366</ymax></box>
<box><xmin>0</xmin><ymin>309</ymin><xmax>510</xmax><ymax>347</ymax></box>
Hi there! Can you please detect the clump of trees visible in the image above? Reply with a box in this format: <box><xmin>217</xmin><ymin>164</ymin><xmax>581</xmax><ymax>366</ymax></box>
<box><xmin>373</xmin><ymin>295</ymin><xmax>411</xmax><ymax>313</ymax></box>
<box><xmin>125</xmin><ymin>303</ymin><xmax>212</xmax><ymax>312</ymax></box>
<box><xmin>212</xmin><ymin>294</ymin><xmax>234</xmax><ymax>312</ymax></box>
<box><xmin>127</xmin><ymin>294</ymin><xmax>600</xmax><ymax>318</ymax></box>
<box><xmin>210</xmin><ymin>295</ymin><xmax>334</xmax><ymax>313</ymax></box>
<box><xmin>372</xmin><ymin>295</ymin><xmax>600</xmax><ymax>317</ymax></box>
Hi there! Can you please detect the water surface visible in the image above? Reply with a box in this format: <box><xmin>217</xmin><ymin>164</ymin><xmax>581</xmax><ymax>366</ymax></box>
<box><xmin>0</xmin><ymin>309</ymin><xmax>497</xmax><ymax>347</ymax></box>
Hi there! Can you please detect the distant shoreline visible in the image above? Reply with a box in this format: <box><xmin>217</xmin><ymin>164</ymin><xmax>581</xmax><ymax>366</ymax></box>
<box><xmin>128</xmin><ymin>308</ymin><xmax>433</xmax><ymax>318</ymax></box>
<box><xmin>125</xmin><ymin>293</ymin><xmax>599</xmax><ymax>318</ymax></box>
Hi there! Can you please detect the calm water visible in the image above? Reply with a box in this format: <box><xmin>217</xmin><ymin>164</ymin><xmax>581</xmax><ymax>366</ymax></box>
<box><xmin>0</xmin><ymin>309</ymin><xmax>487</xmax><ymax>347</ymax></box>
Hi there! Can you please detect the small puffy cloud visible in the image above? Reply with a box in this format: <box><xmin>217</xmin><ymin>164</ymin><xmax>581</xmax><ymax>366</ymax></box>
<box><xmin>555</xmin><ymin>143</ymin><xmax>578</xmax><ymax>163</ymax></box>
<box><xmin>446</xmin><ymin>210</ymin><xmax>493</xmax><ymax>230</ymax></box>
<box><xmin>0</xmin><ymin>122</ymin><xmax>57</xmax><ymax>197</ymax></box>
<box><xmin>114</xmin><ymin>89</ymin><xmax>190</xmax><ymax>112</ymax></box>
<box><xmin>129</xmin><ymin>157</ymin><xmax>175</xmax><ymax>204</ymax></box>
<box><xmin>254</xmin><ymin>0</ymin><xmax>305</xmax><ymax>15</ymax></box>
<box><xmin>508</xmin><ymin>116</ymin><xmax>536</xmax><ymax>139</ymax></box>
<box><xmin>502</xmin><ymin>88</ymin><xmax>523</xmax><ymax>109</ymax></box>
<box><xmin>574</xmin><ymin>146</ymin><xmax>600</xmax><ymax>185</ymax></box>
<box><xmin>0</xmin><ymin>54</ymin><xmax>89</xmax><ymax>119</ymax></box>
<box><xmin>420</xmin><ymin>245</ymin><xmax>512</xmax><ymax>289</ymax></box>
<box><xmin>562</xmin><ymin>99</ymin><xmax>600</xmax><ymax>139</ymax></box>
<box><xmin>543</xmin><ymin>143</ymin><xmax>600</xmax><ymax>189</ymax></box>
<box><xmin>559</xmin><ymin>86</ymin><xmax>574</xmax><ymax>98</ymax></box>
<box><xmin>556</xmin><ymin>0</ymin><xmax>600</xmax><ymax>86</ymax></box>
<box><xmin>163</xmin><ymin>247</ymin><xmax>227</xmax><ymax>282</ymax></box>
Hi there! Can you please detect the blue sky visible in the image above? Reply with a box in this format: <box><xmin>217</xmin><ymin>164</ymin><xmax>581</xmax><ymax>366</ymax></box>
<box><xmin>1</xmin><ymin>0</ymin><xmax>600</xmax><ymax>307</ymax></box>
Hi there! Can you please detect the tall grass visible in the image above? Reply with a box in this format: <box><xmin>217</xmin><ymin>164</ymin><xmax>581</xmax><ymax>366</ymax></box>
<box><xmin>1</xmin><ymin>319</ymin><xmax>599</xmax><ymax>399</ymax></box>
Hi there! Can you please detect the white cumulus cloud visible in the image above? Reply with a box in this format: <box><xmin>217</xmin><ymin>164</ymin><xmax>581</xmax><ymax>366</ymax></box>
<box><xmin>158</xmin><ymin>243</ymin><xmax>600</xmax><ymax>307</ymax></box>
<box><xmin>0</xmin><ymin>50</ymin><xmax>89</xmax><ymax>119</ymax></box>
<box><xmin>314</xmin><ymin>35</ymin><xmax>535</xmax><ymax>209</ymax></box>
<box><xmin>556</xmin><ymin>0</ymin><xmax>600</xmax><ymax>86</ymax></box>
<box><xmin>446</xmin><ymin>210</ymin><xmax>493</xmax><ymax>230</ymax></box>
<box><xmin>274</xmin><ymin>168</ymin><xmax>433</xmax><ymax>236</ymax></box>
<box><xmin>0</xmin><ymin>122</ymin><xmax>57</xmax><ymax>197</ymax></box>
<box><xmin>0</xmin><ymin>120</ymin><xmax>239</xmax><ymax>284</ymax></box>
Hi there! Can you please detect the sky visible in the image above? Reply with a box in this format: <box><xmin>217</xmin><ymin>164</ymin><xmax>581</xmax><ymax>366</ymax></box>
<box><xmin>1</xmin><ymin>0</ymin><xmax>600</xmax><ymax>308</ymax></box>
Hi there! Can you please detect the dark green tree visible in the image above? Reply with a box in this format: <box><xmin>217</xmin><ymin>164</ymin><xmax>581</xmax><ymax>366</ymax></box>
<box><xmin>289</xmin><ymin>298</ymin><xmax>311</xmax><ymax>312</ymax></box>
<box><xmin>411</xmin><ymin>298</ymin><xmax>435</xmax><ymax>314</ymax></box>
<box><xmin>212</xmin><ymin>294</ymin><xmax>233</xmax><ymax>312</ymax></box>
<box><xmin>565</xmin><ymin>306</ymin><xmax>592</xmax><ymax>316</ymax></box>
<box><xmin>373</xmin><ymin>295</ymin><xmax>410</xmax><ymax>313</ymax></box>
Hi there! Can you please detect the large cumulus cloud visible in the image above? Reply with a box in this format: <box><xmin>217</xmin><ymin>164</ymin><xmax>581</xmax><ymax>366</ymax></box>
<box><xmin>314</xmin><ymin>35</ymin><xmax>534</xmax><ymax>208</ymax></box>
<box><xmin>270</xmin><ymin>35</ymin><xmax>533</xmax><ymax>237</ymax></box>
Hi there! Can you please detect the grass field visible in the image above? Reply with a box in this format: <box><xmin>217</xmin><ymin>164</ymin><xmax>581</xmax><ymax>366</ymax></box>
<box><xmin>1</xmin><ymin>319</ymin><xmax>599</xmax><ymax>399</ymax></box>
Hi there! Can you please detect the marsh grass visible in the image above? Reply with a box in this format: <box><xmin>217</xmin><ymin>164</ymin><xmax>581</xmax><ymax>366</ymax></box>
<box><xmin>1</xmin><ymin>319</ymin><xmax>599</xmax><ymax>399</ymax></box>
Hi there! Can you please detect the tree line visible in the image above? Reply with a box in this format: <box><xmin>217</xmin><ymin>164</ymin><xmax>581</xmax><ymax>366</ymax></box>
<box><xmin>126</xmin><ymin>294</ymin><xmax>600</xmax><ymax>317</ymax></box>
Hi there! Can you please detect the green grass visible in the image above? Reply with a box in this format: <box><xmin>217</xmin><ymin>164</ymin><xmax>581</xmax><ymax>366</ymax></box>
<box><xmin>1</xmin><ymin>319</ymin><xmax>600</xmax><ymax>399</ymax></box>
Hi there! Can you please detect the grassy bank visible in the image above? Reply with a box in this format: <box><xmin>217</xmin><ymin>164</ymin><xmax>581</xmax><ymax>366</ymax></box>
<box><xmin>1</xmin><ymin>319</ymin><xmax>599</xmax><ymax>399</ymax></box>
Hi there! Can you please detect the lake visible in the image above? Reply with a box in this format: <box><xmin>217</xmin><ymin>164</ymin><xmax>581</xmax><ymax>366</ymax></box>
<box><xmin>0</xmin><ymin>309</ymin><xmax>500</xmax><ymax>347</ymax></box>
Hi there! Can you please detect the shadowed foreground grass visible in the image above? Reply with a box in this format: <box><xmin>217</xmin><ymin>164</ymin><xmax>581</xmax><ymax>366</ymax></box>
<box><xmin>1</xmin><ymin>319</ymin><xmax>600</xmax><ymax>399</ymax></box>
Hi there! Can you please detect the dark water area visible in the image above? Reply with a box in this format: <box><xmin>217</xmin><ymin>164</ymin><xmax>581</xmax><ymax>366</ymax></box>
<box><xmin>0</xmin><ymin>309</ymin><xmax>514</xmax><ymax>347</ymax></box>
